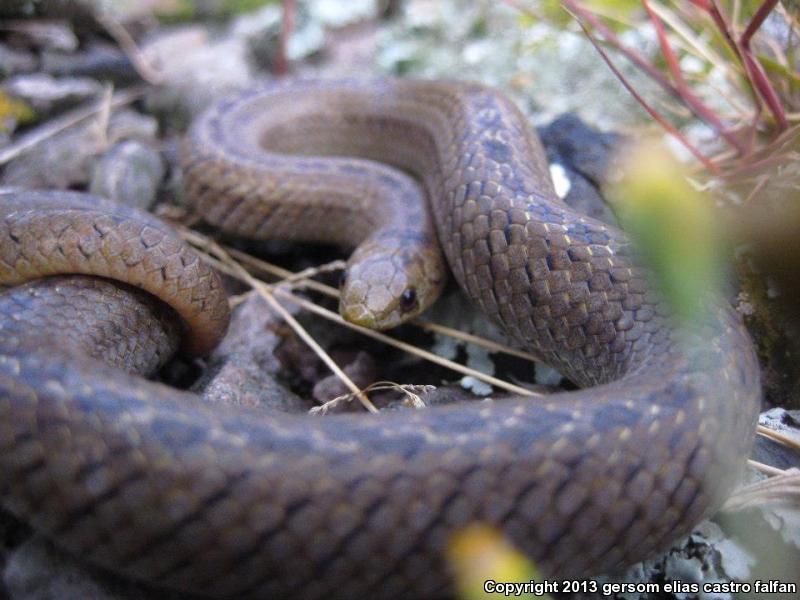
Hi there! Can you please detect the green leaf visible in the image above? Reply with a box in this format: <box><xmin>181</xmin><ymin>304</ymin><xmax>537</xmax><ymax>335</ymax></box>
<box><xmin>757</xmin><ymin>53</ymin><xmax>800</xmax><ymax>94</ymax></box>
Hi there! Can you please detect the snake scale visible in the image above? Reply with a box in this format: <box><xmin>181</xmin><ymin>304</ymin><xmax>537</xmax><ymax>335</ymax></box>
<box><xmin>0</xmin><ymin>80</ymin><xmax>761</xmax><ymax>599</ymax></box>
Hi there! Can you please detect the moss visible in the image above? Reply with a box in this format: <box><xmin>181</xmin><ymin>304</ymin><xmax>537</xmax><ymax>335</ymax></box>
<box><xmin>735</xmin><ymin>254</ymin><xmax>800</xmax><ymax>409</ymax></box>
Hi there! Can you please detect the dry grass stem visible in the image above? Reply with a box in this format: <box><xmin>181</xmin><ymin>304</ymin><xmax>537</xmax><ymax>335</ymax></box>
<box><xmin>197</xmin><ymin>237</ymin><xmax>542</xmax><ymax>363</ymax></box>
<box><xmin>270</xmin><ymin>290</ymin><xmax>541</xmax><ymax>397</ymax></box>
<box><xmin>278</xmin><ymin>260</ymin><xmax>347</xmax><ymax>286</ymax></box>
<box><xmin>757</xmin><ymin>424</ymin><xmax>800</xmax><ymax>451</ymax></box>
<box><xmin>311</xmin><ymin>382</ymin><xmax>437</xmax><ymax>415</ymax></box>
<box><xmin>747</xmin><ymin>459</ymin><xmax>789</xmax><ymax>477</ymax></box>
<box><xmin>416</xmin><ymin>321</ymin><xmax>543</xmax><ymax>362</ymax></box>
<box><xmin>228</xmin><ymin>290</ymin><xmax>255</xmax><ymax>308</ymax></box>
<box><xmin>724</xmin><ymin>468</ymin><xmax>800</xmax><ymax>511</ymax></box>
<box><xmin>0</xmin><ymin>86</ymin><xmax>146</xmax><ymax>165</ymax></box>
<box><xmin>96</xmin><ymin>13</ymin><xmax>165</xmax><ymax>85</ymax></box>
<box><xmin>191</xmin><ymin>233</ymin><xmax>378</xmax><ymax>413</ymax></box>
<box><xmin>181</xmin><ymin>229</ymin><xmax>541</xmax><ymax>398</ymax></box>
<box><xmin>93</xmin><ymin>85</ymin><xmax>113</xmax><ymax>147</ymax></box>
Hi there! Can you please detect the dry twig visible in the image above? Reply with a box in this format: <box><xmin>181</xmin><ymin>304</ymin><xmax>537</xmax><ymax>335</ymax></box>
<box><xmin>179</xmin><ymin>229</ymin><xmax>541</xmax><ymax>399</ymax></box>
<box><xmin>0</xmin><ymin>86</ymin><xmax>146</xmax><ymax>166</ymax></box>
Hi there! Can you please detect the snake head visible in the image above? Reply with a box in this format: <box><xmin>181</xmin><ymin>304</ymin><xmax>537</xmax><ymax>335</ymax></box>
<box><xmin>339</xmin><ymin>230</ymin><xmax>446</xmax><ymax>330</ymax></box>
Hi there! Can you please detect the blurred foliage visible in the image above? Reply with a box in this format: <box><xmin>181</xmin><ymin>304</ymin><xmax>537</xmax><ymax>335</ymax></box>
<box><xmin>610</xmin><ymin>140</ymin><xmax>723</xmax><ymax>326</ymax></box>
<box><xmin>517</xmin><ymin>0</ymin><xmax>799</xmax><ymax>178</ymax></box>
<box><xmin>153</xmin><ymin>0</ymin><xmax>280</xmax><ymax>21</ymax></box>
<box><xmin>540</xmin><ymin>0</ymin><xmax>643</xmax><ymax>27</ymax></box>
<box><xmin>447</xmin><ymin>524</ymin><xmax>552</xmax><ymax>600</ymax></box>
<box><xmin>377</xmin><ymin>0</ymin><xmax>657</xmax><ymax>126</ymax></box>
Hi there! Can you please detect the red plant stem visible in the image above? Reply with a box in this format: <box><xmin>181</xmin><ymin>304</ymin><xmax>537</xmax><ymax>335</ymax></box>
<box><xmin>740</xmin><ymin>0</ymin><xmax>777</xmax><ymax>46</ymax></box>
<box><xmin>708</xmin><ymin>1</ymin><xmax>743</xmax><ymax>61</ymax></box>
<box><xmin>560</xmin><ymin>0</ymin><xmax>747</xmax><ymax>154</ymax></box>
<box><xmin>275</xmin><ymin>0</ymin><xmax>296</xmax><ymax>77</ymax></box>
<box><xmin>643</xmin><ymin>0</ymin><xmax>686</xmax><ymax>92</ymax></box>
<box><xmin>708</xmin><ymin>0</ymin><xmax>786</xmax><ymax>131</ymax></box>
<box><xmin>577</xmin><ymin>19</ymin><xmax>719</xmax><ymax>173</ymax></box>
<box><xmin>741</xmin><ymin>52</ymin><xmax>787</xmax><ymax>129</ymax></box>
<box><xmin>738</xmin><ymin>0</ymin><xmax>787</xmax><ymax>130</ymax></box>
<box><xmin>706</xmin><ymin>1</ymin><xmax>766</xmax><ymax>140</ymax></box>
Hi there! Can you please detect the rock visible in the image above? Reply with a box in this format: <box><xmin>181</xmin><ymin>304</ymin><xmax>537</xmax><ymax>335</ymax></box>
<box><xmin>309</xmin><ymin>0</ymin><xmax>380</xmax><ymax>28</ymax></box>
<box><xmin>2</xmin><ymin>109</ymin><xmax>158</xmax><ymax>190</ymax></box>
<box><xmin>376</xmin><ymin>0</ymin><xmax>651</xmax><ymax>127</ymax></box>
<box><xmin>3</xmin><ymin>536</ymin><xmax>178</xmax><ymax>600</ymax></box>
<box><xmin>104</xmin><ymin>109</ymin><xmax>159</xmax><ymax>143</ymax></box>
<box><xmin>41</xmin><ymin>42</ymin><xmax>138</xmax><ymax>84</ymax></box>
<box><xmin>197</xmin><ymin>293</ymin><xmax>308</xmax><ymax>413</ymax></box>
<box><xmin>753</xmin><ymin>408</ymin><xmax>800</xmax><ymax>471</ymax></box>
<box><xmin>0</xmin><ymin>1</ymin><xmax>96</xmax><ymax>23</ymax></box>
<box><xmin>539</xmin><ymin>112</ymin><xmax>621</xmax><ymax>186</ymax></box>
<box><xmin>3</xmin><ymin>19</ymin><xmax>79</xmax><ymax>53</ymax></box>
<box><xmin>142</xmin><ymin>26</ymin><xmax>256</xmax><ymax>129</ymax></box>
<box><xmin>538</xmin><ymin>112</ymin><xmax>621</xmax><ymax>226</ymax></box>
<box><xmin>312</xmin><ymin>351</ymin><xmax>376</xmax><ymax>407</ymax></box>
<box><xmin>0</xmin><ymin>44</ymin><xmax>38</xmax><ymax>77</ymax></box>
<box><xmin>89</xmin><ymin>140</ymin><xmax>165</xmax><ymax>210</ymax></box>
<box><xmin>2</xmin><ymin>73</ymin><xmax>103</xmax><ymax>116</ymax></box>
<box><xmin>1</xmin><ymin>121</ymin><xmax>100</xmax><ymax>188</ymax></box>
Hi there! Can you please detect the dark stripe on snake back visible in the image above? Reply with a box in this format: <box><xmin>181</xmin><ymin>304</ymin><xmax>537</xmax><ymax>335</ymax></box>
<box><xmin>0</xmin><ymin>79</ymin><xmax>760</xmax><ymax>599</ymax></box>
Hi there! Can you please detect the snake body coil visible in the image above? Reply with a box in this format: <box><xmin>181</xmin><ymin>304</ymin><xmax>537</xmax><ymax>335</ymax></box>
<box><xmin>0</xmin><ymin>80</ymin><xmax>760</xmax><ymax>599</ymax></box>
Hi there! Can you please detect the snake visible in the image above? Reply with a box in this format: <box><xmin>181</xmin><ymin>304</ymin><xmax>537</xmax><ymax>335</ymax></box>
<box><xmin>0</xmin><ymin>80</ymin><xmax>761</xmax><ymax>599</ymax></box>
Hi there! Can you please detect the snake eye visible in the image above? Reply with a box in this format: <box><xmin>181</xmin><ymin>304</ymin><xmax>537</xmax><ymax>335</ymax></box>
<box><xmin>399</xmin><ymin>288</ymin><xmax>418</xmax><ymax>313</ymax></box>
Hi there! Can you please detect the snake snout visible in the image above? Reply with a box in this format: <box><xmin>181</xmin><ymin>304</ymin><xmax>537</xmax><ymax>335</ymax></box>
<box><xmin>339</xmin><ymin>230</ymin><xmax>447</xmax><ymax>331</ymax></box>
<box><xmin>340</xmin><ymin>302</ymin><xmax>378</xmax><ymax>329</ymax></box>
<box><xmin>339</xmin><ymin>264</ymin><xmax>399</xmax><ymax>330</ymax></box>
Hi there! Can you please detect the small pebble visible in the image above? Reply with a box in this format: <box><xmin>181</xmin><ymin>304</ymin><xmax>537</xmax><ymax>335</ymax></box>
<box><xmin>0</xmin><ymin>43</ymin><xmax>37</xmax><ymax>77</ymax></box>
<box><xmin>2</xmin><ymin>73</ymin><xmax>102</xmax><ymax>116</ymax></box>
<box><xmin>41</xmin><ymin>42</ymin><xmax>138</xmax><ymax>84</ymax></box>
<box><xmin>90</xmin><ymin>140</ymin><xmax>165</xmax><ymax>210</ymax></box>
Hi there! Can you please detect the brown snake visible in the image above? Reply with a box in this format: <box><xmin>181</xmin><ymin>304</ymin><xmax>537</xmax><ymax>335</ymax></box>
<box><xmin>0</xmin><ymin>80</ymin><xmax>761</xmax><ymax>598</ymax></box>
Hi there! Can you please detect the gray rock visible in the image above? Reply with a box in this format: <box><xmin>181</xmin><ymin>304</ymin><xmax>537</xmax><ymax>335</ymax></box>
<box><xmin>5</xmin><ymin>536</ymin><xmax>128</xmax><ymax>600</ymax></box>
<box><xmin>89</xmin><ymin>140</ymin><xmax>165</xmax><ymax>210</ymax></box>
<box><xmin>2</xmin><ymin>110</ymin><xmax>158</xmax><ymax>190</ymax></box>
<box><xmin>538</xmin><ymin>112</ymin><xmax>622</xmax><ymax>188</ymax></box>
<box><xmin>196</xmin><ymin>293</ymin><xmax>308</xmax><ymax>413</ymax></box>
<box><xmin>41</xmin><ymin>42</ymin><xmax>138</xmax><ymax>84</ymax></box>
<box><xmin>3</xmin><ymin>535</ymin><xmax>186</xmax><ymax>600</ymax></box>
<box><xmin>538</xmin><ymin>112</ymin><xmax>622</xmax><ymax>227</ymax></box>
<box><xmin>142</xmin><ymin>26</ymin><xmax>256</xmax><ymax>129</ymax></box>
<box><xmin>1</xmin><ymin>120</ymin><xmax>101</xmax><ymax>188</ymax></box>
<box><xmin>376</xmin><ymin>0</ymin><xmax>651</xmax><ymax>127</ymax></box>
<box><xmin>754</xmin><ymin>408</ymin><xmax>800</xmax><ymax>471</ymax></box>
<box><xmin>3</xmin><ymin>19</ymin><xmax>78</xmax><ymax>52</ymax></box>
<box><xmin>2</xmin><ymin>73</ymin><xmax>102</xmax><ymax>116</ymax></box>
<box><xmin>0</xmin><ymin>44</ymin><xmax>37</xmax><ymax>77</ymax></box>
<box><xmin>104</xmin><ymin>110</ymin><xmax>159</xmax><ymax>144</ymax></box>
<box><xmin>308</xmin><ymin>0</ymin><xmax>380</xmax><ymax>28</ymax></box>
<box><xmin>312</xmin><ymin>351</ymin><xmax>376</xmax><ymax>407</ymax></box>
<box><xmin>0</xmin><ymin>0</ymin><xmax>98</xmax><ymax>22</ymax></box>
